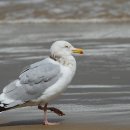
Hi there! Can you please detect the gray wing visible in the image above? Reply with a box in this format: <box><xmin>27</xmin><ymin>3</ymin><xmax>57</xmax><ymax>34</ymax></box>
<box><xmin>3</xmin><ymin>58</ymin><xmax>61</xmax><ymax>103</ymax></box>
<box><xmin>19</xmin><ymin>58</ymin><xmax>60</xmax><ymax>84</ymax></box>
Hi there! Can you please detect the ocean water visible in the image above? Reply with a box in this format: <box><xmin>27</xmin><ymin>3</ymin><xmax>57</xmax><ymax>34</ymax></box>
<box><xmin>0</xmin><ymin>0</ymin><xmax>130</xmax><ymax>22</ymax></box>
<box><xmin>0</xmin><ymin>22</ymin><xmax>130</xmax><ymax>125</ymax></box>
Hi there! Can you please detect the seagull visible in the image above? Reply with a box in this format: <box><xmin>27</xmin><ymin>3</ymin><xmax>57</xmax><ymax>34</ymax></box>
<box><xmin>0</xmin><ymin>41</ymin><xmax>83</xmax><ymax>125</ymax></box>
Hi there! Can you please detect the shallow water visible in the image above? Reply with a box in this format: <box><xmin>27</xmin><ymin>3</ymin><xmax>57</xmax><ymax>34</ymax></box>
<box><xmin>0</xmin><ymin>22</ymin><xmax>130</xmax><ymax>125</ymax></box>
<box><xmin>0</xmin><ymin>0</ymin><xmax>130</xmax><ymax>22</ymax></box>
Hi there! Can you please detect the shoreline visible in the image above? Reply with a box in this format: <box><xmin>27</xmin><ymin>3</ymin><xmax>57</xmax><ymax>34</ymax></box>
<box><xmin>1</xmin><ymin>123</ymin><xmax>130</xmax><ymax>130</ymax></box>
<box><xmin>0</xmin><ymin>18</ymin><xmax>130</xmax><ymax>24</ymax></box>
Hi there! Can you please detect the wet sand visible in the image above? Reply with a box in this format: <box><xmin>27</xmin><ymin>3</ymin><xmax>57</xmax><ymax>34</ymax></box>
<box><xmin>0</xmin><ymin>22</ymin><xmax>130</xmax><ymax>129</ymax></box>
<box><xmin>1</xmin><ymin>123</ymin><xmax>130</xmax><ymax>130</ymax></box>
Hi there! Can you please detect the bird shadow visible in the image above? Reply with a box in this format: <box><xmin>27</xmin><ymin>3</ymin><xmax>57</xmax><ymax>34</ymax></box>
<box><xmin>0</xmin><ymin>118</ymin><xmax>65</xmax><ymax>127</ymax></box>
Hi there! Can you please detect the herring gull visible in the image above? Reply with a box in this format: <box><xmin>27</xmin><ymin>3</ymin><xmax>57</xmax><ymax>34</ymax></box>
<box><xmin>0</xmin><ymin>41</ymin><xmax>83</xmax><ymax>125</ymax></box>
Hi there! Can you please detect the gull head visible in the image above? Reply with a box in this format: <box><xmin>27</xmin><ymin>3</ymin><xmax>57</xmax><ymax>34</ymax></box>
<box><xmin>50</xmin><ymin>41</ymin><xmax>83</xmax><ymax>59</ymax></box>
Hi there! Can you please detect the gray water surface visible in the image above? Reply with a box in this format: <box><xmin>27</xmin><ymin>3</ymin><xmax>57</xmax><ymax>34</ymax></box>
<box><xmin>0</xmin><ymin>22</ymin><xmax>130</xmax><ymax>126</ymax></box>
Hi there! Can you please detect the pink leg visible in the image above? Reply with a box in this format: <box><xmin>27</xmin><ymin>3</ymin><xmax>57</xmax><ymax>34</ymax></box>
<box><xmin>38</xmin><ymin>103</ymin><xmax>60</xmax><ymax>125</ymax></box>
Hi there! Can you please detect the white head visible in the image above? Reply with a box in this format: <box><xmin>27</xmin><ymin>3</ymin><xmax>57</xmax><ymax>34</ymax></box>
<box><xmin>50</xmin><ymin>41</ymin><xmax>83</xmax><ymax>59</ymax></box>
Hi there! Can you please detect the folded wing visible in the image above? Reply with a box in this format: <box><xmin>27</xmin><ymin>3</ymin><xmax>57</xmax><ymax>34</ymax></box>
<box><xmin>0</xmin><ymin>58</ymin><xmax>61</xmax><ymax>110</ymax></box>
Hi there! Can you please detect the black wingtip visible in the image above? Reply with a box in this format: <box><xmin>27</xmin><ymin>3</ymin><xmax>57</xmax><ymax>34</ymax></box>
<box><xmin>0</xmin><ymin>106</ymin><xmax>7</xmax><ymax>112</ymax></box>
<box><xmin>0</xmin><ymin>103</ymin><xmax>8</xmax><ymax>112</ymax></box>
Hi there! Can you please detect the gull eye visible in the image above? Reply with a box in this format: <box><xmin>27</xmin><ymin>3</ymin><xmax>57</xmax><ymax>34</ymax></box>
<box><xmin>65</xmin><ymin>45</ymin><xmax>69</xmax><ymax>48</ymax></box>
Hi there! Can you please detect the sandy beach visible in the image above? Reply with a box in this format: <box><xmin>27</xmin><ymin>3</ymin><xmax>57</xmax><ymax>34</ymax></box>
<box><xmin>1</xmin><ymin>124</ymin><xmax>130</xmax><ymax>130</ymax></box>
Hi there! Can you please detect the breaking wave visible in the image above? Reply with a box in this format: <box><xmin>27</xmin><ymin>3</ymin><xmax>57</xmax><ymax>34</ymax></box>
<box><xmin>0</xmin><ymin>0</ymin><xmax>130</xmax><ymax>23</ymax></box>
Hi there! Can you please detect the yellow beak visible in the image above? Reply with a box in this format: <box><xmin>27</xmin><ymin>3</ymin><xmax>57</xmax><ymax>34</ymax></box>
<box><xmin>72</xmin><ymin>48</ymin><xmax>84</xmax><ymax>54</ymax></box>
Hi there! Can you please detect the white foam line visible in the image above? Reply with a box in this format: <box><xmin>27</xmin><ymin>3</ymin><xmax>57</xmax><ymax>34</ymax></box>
<box><xmin>59</xmin><ymin>98</ymin><xmax>77</xmax><ymax>101</ymax></box>
<box><xmin>63</xmin><ymin>91</ymin><xmax>130</xmax><ymax>96</ymax></box>
<box><xmin>69</xmin><ymin>85</ymin><xmax>126</xmax><ymax>88</ymax></box>
<box><xmin>1</xmin><ymin>18</ymin><xmax>130</xmax><ymax>24</ymax></box>
<box><xmin>101</xmin><ymin>44</ymin><xmax>130</xmax><ymax>48</ymax></box>
<box><xmin>15</xmin><ymin>0</ymin><xmax>45</xmax><ymax>4</ymax></box>
<box><xmin>0</xmin><ymin>47</ymin><xmax>48</xmax><ymax>53</ymax></box>
<box><xmin>15</xmin><ymin>56</ymin><xmax>45</xmax><ymax>60</ymax></box>
<box><xmin>84</xmin><ymin>48</ymin><xmax>127</xmax><ymax>56</ymax></box>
